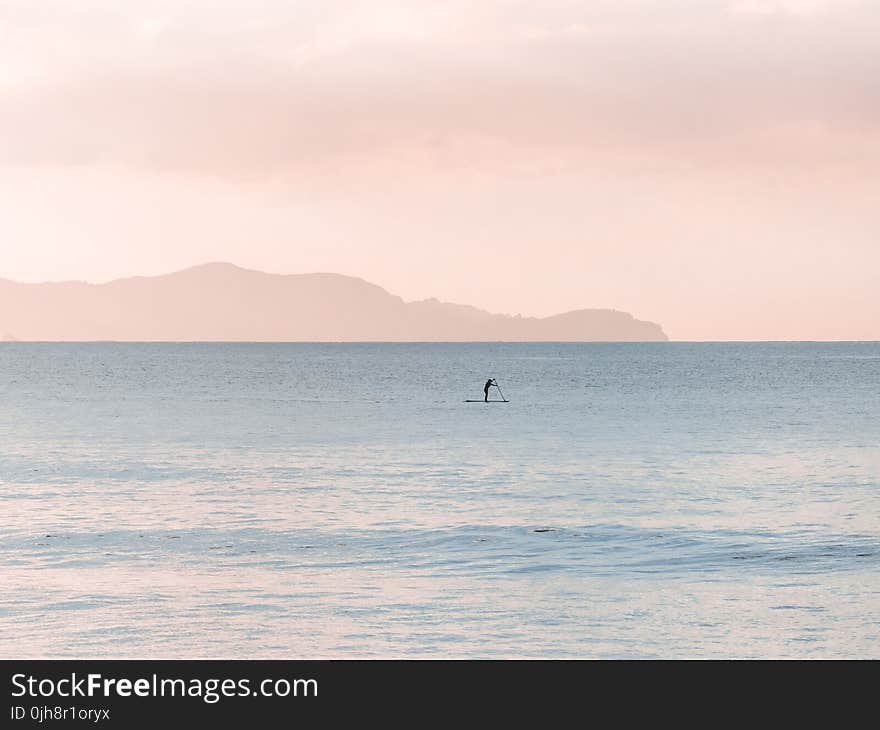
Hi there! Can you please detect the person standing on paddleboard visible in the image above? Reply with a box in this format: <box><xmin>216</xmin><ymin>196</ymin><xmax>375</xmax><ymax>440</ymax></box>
<box><xmin>484</xmin><ymin>378</ymin><xmax>497</xmax><ymax>402</ymax></box>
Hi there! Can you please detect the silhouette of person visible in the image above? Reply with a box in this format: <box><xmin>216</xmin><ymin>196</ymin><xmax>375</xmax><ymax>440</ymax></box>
<box><xmin>484</xmin><ymin>378</ymin><xmax>497</xmax><ymax>402</ymax></box>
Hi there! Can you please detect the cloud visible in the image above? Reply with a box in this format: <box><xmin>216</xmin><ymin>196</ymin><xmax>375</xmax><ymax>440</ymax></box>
<box><xmin>0</xmin><ymin>0</ymin><xmax>878</xmax><ymax>179</ymax></box>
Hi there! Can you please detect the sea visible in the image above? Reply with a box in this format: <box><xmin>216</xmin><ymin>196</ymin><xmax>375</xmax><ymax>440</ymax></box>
<box><xmin>1</xmin><ymin>342</ymin><xmax>878</xmax><ymax>658</ymax></box>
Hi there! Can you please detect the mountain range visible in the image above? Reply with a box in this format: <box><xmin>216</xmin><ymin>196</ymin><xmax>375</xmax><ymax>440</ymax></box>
<box><xmin>0</xmin><ymin>263</ymin><xmax>667</xmax><ymax>341</ymax></box>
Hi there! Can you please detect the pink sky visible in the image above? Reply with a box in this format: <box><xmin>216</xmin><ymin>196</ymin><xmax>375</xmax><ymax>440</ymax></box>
<box><xmin>1</xmin><ymin>0</ymin><xmax>878</xmax><ymax>340</ymax></box>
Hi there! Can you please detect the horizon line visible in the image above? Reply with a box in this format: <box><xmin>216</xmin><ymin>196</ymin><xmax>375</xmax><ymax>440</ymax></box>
<box><xmin>1</xmin><ymin>340</ymin><xmax>878</xmax><ymax>345</ymax></box>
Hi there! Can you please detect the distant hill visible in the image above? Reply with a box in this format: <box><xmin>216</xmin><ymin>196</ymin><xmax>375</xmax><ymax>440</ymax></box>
<box><xmin>0</xmin><ymin>263</ymin><xmax>667</xmax><ymax>341</ymax></box>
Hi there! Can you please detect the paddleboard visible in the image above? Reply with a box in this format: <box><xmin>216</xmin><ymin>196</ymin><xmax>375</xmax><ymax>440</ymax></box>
<box><xmin>464</xmin><ymin>400</ymin><xmax>508</xmax><ymax>402</ymax></box>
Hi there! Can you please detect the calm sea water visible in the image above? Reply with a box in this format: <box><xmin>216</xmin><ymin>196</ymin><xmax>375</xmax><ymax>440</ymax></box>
<box><xmin>1</xmin><ymin>342</ymin><xmax>878</xmax><ymax>658</ymax></box>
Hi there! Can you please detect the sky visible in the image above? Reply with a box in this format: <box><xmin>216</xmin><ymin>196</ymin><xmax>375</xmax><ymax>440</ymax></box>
<box><xmin>1</xmin><ymin>0</ymin><xmax>878</xmax><ymax>340</ymax></box>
